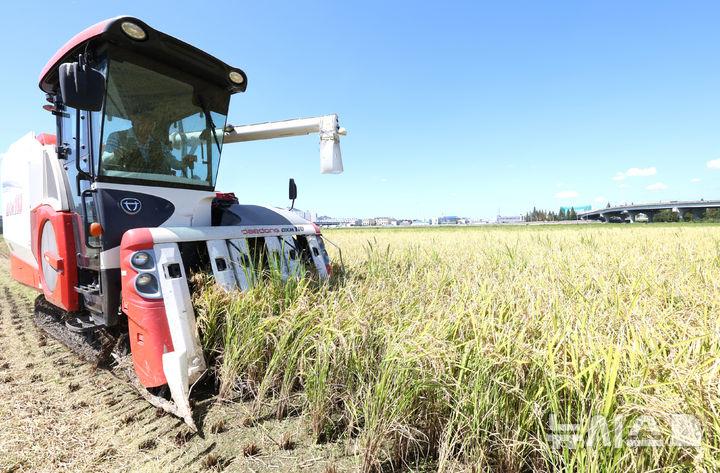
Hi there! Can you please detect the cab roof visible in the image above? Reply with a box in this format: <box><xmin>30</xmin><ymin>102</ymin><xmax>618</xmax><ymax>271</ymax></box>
<box><xmin>39</xmin><ymin>16</ymin><xmax>246</xmax><ymax>95</ymax></box>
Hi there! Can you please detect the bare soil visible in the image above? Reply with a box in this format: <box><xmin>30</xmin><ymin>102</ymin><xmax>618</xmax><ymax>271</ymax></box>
<box><xmin>0</xmin><ymin>246</ymin><xmax>353</xmax><ymax>473</ymax></box>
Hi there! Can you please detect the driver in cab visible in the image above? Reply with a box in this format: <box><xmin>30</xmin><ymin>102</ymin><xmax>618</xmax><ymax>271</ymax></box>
<box><xmin>101</xmin><ymin>110</ymin><xmax>196</xmax><ymax>175</ymax></box>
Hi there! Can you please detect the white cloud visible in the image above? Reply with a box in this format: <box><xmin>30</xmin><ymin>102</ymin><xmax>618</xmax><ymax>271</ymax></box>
<box><xmin>627</xmin><ymin>167</ymin><xmax>656</xmax><ymax>177</ymax></box>
<box><xmin>594</xmin><ymin>196</ymin><xmax>607</xmax><ymax>203</ymax></box>
<box><xmin>707</xmin><ymin>159</ymin><xmax>720</xmax><ymax>169</ymax></box>
<box><xmin>646</xmin><ymin>182</ymin><xmax>668</xmax><ymax>190</ymax></box>
<box><xmin>556</xmin><ymin>183</ymin><xmax>564</xmax><ymax>188</ymax></box>
<box><xmin>554</xmin><ymin>190</ymin><xmax>579</xmax><ymax>198</ymax></box>
<box><xmin>619</xmin><ymin>183</ymin><xmax>630</xmax><ymax>188</ymax></box>
<box><xmin>612</xmin><ymin>167</ymin><xmax>657</xmax><ymax>180</ymax></box>
<box><xmin>691</xmin><ymin>178</ymin><xmax>701</xmax><ymax>183</ymax></box>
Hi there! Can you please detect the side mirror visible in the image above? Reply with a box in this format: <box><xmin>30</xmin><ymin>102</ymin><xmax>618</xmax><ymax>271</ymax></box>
<box><xmin>289</xmin><ymin>178</ymin><xmax>298</xmax><ymax>200</ymax></box>
<box><xmin>59</xmin><ymin>62</ymin><xmax>105</xmax><ymax>111</ymax></box>
<box><xmin>289</xmin><ymin>178</ymin><xmax>297</xmax><ymax>210</ymax></box>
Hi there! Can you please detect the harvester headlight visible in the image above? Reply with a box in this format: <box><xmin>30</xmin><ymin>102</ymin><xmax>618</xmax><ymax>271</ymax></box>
<box><xmin>229</xmin><ymin>71</ymin><xmax>245</xmax><ymax>85</ymax></box>
<box><xmin>136</xmin><ymin>273</ymin><xmax>155</xmax><ymax>287</ymax></box>
<box><xmin>121</xmin><ymin>22</ymin><xmax>147</xmax><ymax>41</ymax></box>
<box><xmin>134</xmin><ymin>272</ymin><xmax>161</xmax><ymax>298</ymax></box>
<box><xmin>131</xmin><ymin>251</ymin><xmax>152</xmax><ymax>268</ymax></box>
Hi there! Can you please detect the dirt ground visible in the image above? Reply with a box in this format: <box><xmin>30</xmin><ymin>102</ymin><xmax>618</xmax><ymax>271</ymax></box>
<box><xmin>0</xmin><ymin>246</ymin><xmax>353</xmax><ymax>473</ymax></box>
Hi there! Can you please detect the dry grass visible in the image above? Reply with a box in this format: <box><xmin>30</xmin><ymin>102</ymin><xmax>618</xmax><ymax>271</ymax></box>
<box><xmin>202</xmin><ymin>452</ymin><xmax>220</xmax><ymax>469</ymax></box>
<box><xmin>194</xmin><ymin>224</ymin><xmax>720</xmax><ymax>472</ymax></box>
<box><xmin>279</xmin><ymin>432</ymin><xmax>294</xmax><ymax>450</ymax></box>
<box><xmin>210</xmin><ymin>418</ymin><xmax>227</xmax><ymax>434</ymax></box>
<box><xmin>242</xmin><ymin>442</ymin><xmax>260</xmax><ymax>457</ymax></box>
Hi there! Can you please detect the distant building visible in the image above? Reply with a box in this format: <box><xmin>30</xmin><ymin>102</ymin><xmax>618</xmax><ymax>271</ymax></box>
<box><xmin>374</xmin><ymin>217</ymin><xmax>397</xmax><ymax>226</ymax></box>
<box><xmin>496</xmin><ymin>215</ymin><xmax>524</xmax><ymax>224</ymax></box>
<box><xmin>438</xmin><ymin>216</ymin><xmax>459</xmax><ymax>224</ymax></box>
<box><xmin>290</xmin><ymin>208</ymin><xmax>317</xmax><ymax>222</ymax></box>
<box><xmin>316</xmin><ymin>216</ymin><xmax>359</xmax><ymax>226</ymax></box>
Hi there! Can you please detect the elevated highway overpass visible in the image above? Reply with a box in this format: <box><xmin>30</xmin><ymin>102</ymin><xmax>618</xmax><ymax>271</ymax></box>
<box><xmin>579</xmin><ymin>200</ymin><xmax>720</xmax><ymax>222</ymax></box>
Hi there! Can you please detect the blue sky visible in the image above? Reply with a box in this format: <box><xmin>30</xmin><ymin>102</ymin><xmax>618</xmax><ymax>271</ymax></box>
<box><xmin>1</xmin><ymin>1</ymin><xmax>719</xmax><ymax>219</ymax></box>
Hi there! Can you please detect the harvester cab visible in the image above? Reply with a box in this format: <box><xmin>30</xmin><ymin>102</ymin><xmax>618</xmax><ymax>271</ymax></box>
<box><xmin>1</xmin><ymin>17</ymin><xmax>345</xmax><ymax>428</ymax></box>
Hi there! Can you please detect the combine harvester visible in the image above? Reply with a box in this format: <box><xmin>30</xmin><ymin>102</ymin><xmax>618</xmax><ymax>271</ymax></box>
<box><xmin>1</xmin><ymin>17</ymin><xmax>345</xmax><ymax>429</ymax></box>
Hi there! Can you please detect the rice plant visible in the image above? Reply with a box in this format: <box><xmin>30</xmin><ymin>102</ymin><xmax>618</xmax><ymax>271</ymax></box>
<box><xmin>193</xmin><ymin>224</ymin><xmax>720</xmax><ymax>472</ymax></box>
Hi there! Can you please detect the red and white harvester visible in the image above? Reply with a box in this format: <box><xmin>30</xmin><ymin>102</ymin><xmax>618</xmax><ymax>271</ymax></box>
<box><xmin>1</xmin><ymin>17</ymin><xmax>345</xmax><ymax>428</ymax></box>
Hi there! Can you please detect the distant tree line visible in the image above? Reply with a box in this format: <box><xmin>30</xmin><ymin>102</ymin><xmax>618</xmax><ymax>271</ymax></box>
<box><xmin>525</xmin><ymin>207</ymin><xmax>578</xmax><ymax>222</ymax></box>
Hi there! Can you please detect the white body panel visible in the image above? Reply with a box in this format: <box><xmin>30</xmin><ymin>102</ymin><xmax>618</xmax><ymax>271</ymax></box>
<box><xmin>155</xmin><ymin>242</ymin><xmax>207</xmax><ymax>425</ymax></box>
<box><xmin>206</xmin><ymin>240</ymin><xmax>237</xmax><ymax>292</ymax></box>
<box><xmin>146</xmin><ymin>223</ymin><xmax>317</xmax><ymax>243</ymax></box>
<box><xmin>227</xmin><ymin>238</ymin><xmax>255</xmax><ymax>291</ymax></box>
<box><xmin>264</xmin><ymin>236</ymin><xmax>290</xmax><ymax>279</ymax></box>
<box><xmin>1</xmin><ymin>132</ymin><xmax>70</xmax><ymax>267</ymax></box>
<box><xmin>282</xmin><ymin>235</ymin><xmax>303</xmax><ymax>277</ymax></box>
<box><xmin>306</xmin><ymin>235</ymin><xmax>330</xmax><ymax>278</ymax></box>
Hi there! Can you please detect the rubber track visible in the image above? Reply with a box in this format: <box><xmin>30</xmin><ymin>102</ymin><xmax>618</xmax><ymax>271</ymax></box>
<box><xmin>32</xmin><ymin>295</ymin><xmax>104</xmax><ymax>362</ymax></box>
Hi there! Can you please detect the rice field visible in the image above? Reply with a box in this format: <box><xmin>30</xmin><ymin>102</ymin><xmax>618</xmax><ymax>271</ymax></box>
<box><xmin>192</xmin><ymin>224</ymin><xmax>720</xmax><ymax>472</ymax></box>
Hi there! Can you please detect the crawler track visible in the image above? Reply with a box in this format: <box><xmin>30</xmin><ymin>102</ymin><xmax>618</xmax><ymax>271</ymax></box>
<box><xmin>32</xmin><ymin>295</ymin><xmax>105</xmax><ymax>362</ymax></box>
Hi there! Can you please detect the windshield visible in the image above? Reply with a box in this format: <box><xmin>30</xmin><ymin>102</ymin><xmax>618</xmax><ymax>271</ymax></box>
<box><xmin>99</xmin><ymin>59</ymin><xmax>229</xmax><ymax>189</ymax></box>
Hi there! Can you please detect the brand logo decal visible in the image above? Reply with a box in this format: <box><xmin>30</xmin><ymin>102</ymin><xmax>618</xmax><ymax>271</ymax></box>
<box><xmin>120</xmin><ymin>198</ymin><xmax>142</xmax><ymax>215</ymax></box>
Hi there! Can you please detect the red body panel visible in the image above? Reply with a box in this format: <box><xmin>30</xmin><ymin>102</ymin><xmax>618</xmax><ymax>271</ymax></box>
<box><xmin>43</xmin><ymin>252</ymin><xmax>63</xmax><ymax>271</ymax></box>
<box><xmin>35</xmin><ymin>134</ymin><xmax>57</xmax><ymax>146</ymax></box>
<box><xmin>124</xmin><ymin>298</ymin><xmax>173</xmax><ymax>387</ymax></box>
<box><xmin>120</xmin><ymin>228</ymin><xmax>173</xmax><ymax>388</ymax></box>
<box><xmin>10</xmin><ymin>254</ymin><xmax>40</xmax><ymax>291</ymax></box>
<box><xmin>38</xmin><ymin>18</ymin><xmax>114</xmax><ymax>91</ymax></box>
<box><xmin>31</xmin><ymin>206</ymin><xmax>79</xmax><ymax>311</ymax></box>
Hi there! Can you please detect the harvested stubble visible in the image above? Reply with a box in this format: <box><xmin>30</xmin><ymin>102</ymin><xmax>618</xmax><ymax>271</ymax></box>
<box><xmin>193</xmin><ymin>225</ymin><xmax>720</xmax><ymax>472</ymax></box>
